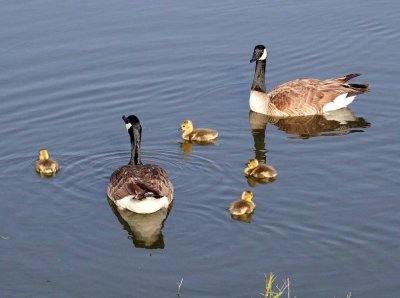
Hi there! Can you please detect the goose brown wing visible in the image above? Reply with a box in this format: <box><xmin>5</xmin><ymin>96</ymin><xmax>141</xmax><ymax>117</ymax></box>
<box><xmin>107</xmin><ymin>165</ymin><xmax>173</xmax><ymax>201</ymax></box>
<box><xmin>269</xmin><ymin>75</ymin><xmax>367</xmax><ymax>114</ymax></box>
<box><xmin>269</xmin><ymin>79</ymin><xmax>336</xmax><ymax>113</ymax></box>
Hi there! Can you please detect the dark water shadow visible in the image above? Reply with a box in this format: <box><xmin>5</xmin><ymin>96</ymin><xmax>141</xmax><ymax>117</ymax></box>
<box><xmin>107</xmin><ymin>197</ymin><xmax>171</xmax><ymax>249</ymax></box>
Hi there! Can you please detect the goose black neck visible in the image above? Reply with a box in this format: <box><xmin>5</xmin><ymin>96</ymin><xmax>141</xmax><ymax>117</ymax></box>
<box><xmin>128</xmin><ymin>125</ymin><xmax>142</xmax><ymax>165</ymax></box>
<box><xmin>251</xmin><ymin>60</ymin><xmax>266</xmax><ymax>93</ymax></box>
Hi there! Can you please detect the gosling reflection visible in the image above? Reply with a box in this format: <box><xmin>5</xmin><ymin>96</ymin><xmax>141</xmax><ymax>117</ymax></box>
<box><xmin>179</xmin><ymin>139</ymin><xmax>217</xmax><ymax>155</ymax></box>
<box><xmin>249</xmin><ymin>108</ymin><xmax>370</xmax><ymax>140</ymax></box>
<box><xmin>244</xmin><ymin>158</ymin><xmax>277</xmax><ymax>185</ymax></box>
<box><xmin>108</xmin><ymin>198</ymin><xmax>171</xmax><ymax>249</ymax></box>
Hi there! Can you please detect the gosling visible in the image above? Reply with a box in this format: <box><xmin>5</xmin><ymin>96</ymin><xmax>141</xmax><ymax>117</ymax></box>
<box><xmin>244</xmin><ymin>159</ymin><xmax>277</xmax><ymax>180</ymax></box>
<box><xmin>35</xmin><ymin>149</ymin><xmax>59</xmax><ymax>176</ymax></box>
<box><xmin>229</xmin><ymin>190</ymin><xmax>255</xmax><ymax>216</ymax></box>
<box><xmin>180</xmin><ymin>120</ymin><xmax>218</xmax><ymax>142</ymax></box>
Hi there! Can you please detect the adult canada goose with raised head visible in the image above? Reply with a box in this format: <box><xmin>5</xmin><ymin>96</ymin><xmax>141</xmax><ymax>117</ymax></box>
<box><xmin>249</xmin><ymin>45</ymin><xmax>369</xmax><ymax>117</ymax></box>
<box><xmin>107</xmin><ymin>115</ymin><xmax>174</xmax><ymax>214</ymax></box>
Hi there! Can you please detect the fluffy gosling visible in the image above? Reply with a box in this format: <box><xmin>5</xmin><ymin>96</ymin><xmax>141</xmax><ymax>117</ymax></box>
<box><xmin>229</xmin><ymin>190</ymin><xmax>255</xmax><ymax>216</ymax></box>
<box><xmin>244</xmin><ymin>159</ymin><xmax>277</xmax><ymax>180</ymax></box>
<box><xmin>180</xmin><ymin>120</ymin><xmax>218</xmax><ymax>142</ymax></box>
<box><xmin>35</xmin><ymin>149</ymin><xmax>59</xmax><ymax>176</ymax></box>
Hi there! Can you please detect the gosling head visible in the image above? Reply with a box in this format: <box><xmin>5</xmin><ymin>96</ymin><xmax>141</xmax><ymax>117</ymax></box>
<box><xmin>250</xmin><ymin>45</ymin><xmax>267</xmax><ymax>63</ymax></box>
<box><xmin>241</xmin><ymin>190</ymin><xmax>254</xmax><ymax>202</ymax></box>
<box><xmin>246</xmin><ymin>159</ymin><xmax>260</xmax><ymax>170</ymax></box>
<box><xmin>180</xmin><ymin>120</ymin><xmax>194</xmax><ymax>133</ymax></box>
<box><xmin>38</xmin><ymin>149</ymin><xmax>50</xmax><ymax>160</ymax></box>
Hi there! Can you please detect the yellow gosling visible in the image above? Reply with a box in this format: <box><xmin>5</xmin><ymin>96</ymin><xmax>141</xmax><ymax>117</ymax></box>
<box><xmin>180</xmin><ymin>120</ymin><xmax>218</xmax><ymax>142</ymax></box>
<box><xmin>244</xmin><ymin>158</ymin><xmax>277</xmax><ymax>179</ymax></box>
<box><xmin>229</xmin><ymin>190</ymin><xmax>255</xmax><ymax>216</ymax></box>
<box><xmin>35</xmin><ymin>149</ymin><xmax>59</xmax><ymax>176</ymax></box>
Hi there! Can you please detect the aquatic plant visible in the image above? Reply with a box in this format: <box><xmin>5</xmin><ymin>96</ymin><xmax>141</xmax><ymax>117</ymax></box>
<box><xmin>262</xmin><ymin>273</ymin><xmax>290</xmax><ymax>298</ymax></box>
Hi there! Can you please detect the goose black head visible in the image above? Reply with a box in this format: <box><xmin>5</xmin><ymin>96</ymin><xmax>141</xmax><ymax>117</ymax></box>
<box><xmin>250</xmin><ymin>45</ymin><xmax>267</xmax><ymax>63</ymax></box>
<box><xmin>122</xmin><ymin>115</ymin><xmax>141</xmax><ymax>132</ymax></box>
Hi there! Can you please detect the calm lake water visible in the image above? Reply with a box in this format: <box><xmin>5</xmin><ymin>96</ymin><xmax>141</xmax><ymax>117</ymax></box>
<box><xmin>1</xmin><ymin>1</ymin><xmax>399</xmax><ymax>297</ymax></box>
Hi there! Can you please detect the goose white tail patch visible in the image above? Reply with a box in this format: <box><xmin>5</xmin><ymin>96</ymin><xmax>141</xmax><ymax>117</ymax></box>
<box><xmin>115</xmin><ymin>195</ymin><xmax>169</xmax><ymax>214</ymax></box>
<box><xmin>323</xmin><ymin>93</ymin><xmax>356</xmax><ymax>112</ymax></box>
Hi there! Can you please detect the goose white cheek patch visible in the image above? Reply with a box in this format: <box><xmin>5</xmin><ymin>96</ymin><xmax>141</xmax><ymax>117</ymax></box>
<box><xmin>125</xmin><ymin>123</ymin><xmax>132</xmax><ymax>130</ymax></box>
<box><xmin>259</xmin><ymin>48</ymin><xmax>267</xmax><ymax>60</ymax></box>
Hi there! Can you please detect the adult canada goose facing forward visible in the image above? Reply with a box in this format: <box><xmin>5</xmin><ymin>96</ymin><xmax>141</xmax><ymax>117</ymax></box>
<box><xmin>107</xmin><ymin>115</ymin><xmax>174</xmax><ymax>214</ymax></box>
<box><xmin>249</xmin><ymin>45</ymin><xmax>369</xmax><ymax>117</ymax></box>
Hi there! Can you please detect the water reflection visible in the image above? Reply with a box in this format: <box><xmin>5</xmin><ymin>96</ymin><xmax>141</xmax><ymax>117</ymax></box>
<box><xmin>247</xmin><ymin>112</ymin><xmax>277</xmax><ymax>186</ymax></box>
<box><xmin>230</xmin><ymin>213</ymin><xmax>254</xmax><ymax>223</ymax></box>
<box><xmin>179</xmin><ymin>140</ymin><xmax>217</xmax><ymax>155</ymax></box>
<box><xmin>249</xmin><ymin>108</ymin><xmax>370</xmax><ymax>140</ymax></box>
<box><xmin>247</xmin><ymin>109</ymin><xmax>370</xmax><ymax>186</ymax></box>
<box><xmin>108</xmin><ymin>198</ymin><xmax>171</xmax><ymax>249</ymax></box>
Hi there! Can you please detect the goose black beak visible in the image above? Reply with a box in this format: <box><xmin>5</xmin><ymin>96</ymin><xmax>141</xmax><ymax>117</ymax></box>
<box><xmin>122</xmin><ymin>115</ymin><xmax>128</xmax><ymax>123</ymax></box>
<box><xmin>250</xmin><ymin>58</ymin><xmax>256</xmax><ymax>63</ymax></box>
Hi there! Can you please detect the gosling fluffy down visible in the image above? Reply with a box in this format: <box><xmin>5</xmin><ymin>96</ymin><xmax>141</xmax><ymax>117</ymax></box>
<box><xmin>35</xmin><ymin>149</ymin><xmax>59</xmax><ymax>176</ymax></box>
<box><xmin>229</xmin><ymin>191</ymin><xmax>255</xmax><ymax>216</ymax></box>
<box><xmin>180</xmin><ymin>120</ymin><xmax>218</xmax><ymax>142</ymax></box>
<box><xmin>244</xmin><ymin>159</ymin><xmax>277</xmax><ymax>179</ymax></box>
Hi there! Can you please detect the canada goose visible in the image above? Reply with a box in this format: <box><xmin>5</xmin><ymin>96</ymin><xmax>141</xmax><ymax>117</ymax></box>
<box><xmin>107</xmin><ymin>115</ymin><xmax>174</xmax><ymax>214</ymax></box>
<box><xmin>249</xmin><ymin>45</ymin><xmax>369</xmax><ymax>117</ymax></box>
<box><xmin>244</xmin><ymin>158</ymin><xmax>277</xmax><ymax>180</ymax></box>
<box><xmin>180</xmin><ymin>120</ymin><xmax>218</xmax><ymax>142</ymax></box>
<box><xmin>35</xmin><ymin>149</ymin><xmax>59</xmax><ymax>176</ymax></box>
<box><xmin>229</xmin><ymin>191</ymin><xmax>255</xmax><ymax>216</ymax></box>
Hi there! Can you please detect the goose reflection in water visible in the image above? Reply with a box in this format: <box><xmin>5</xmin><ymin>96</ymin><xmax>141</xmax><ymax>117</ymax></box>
<box><xmin>247</xmin><ymin>108</ymin><xmax>370</xmax><ymax>185</ymax></box>
<box><xmin>246</xmin><ymin>112</ymin><xmax>277</xmax><ymax>186</ymax></box>
<box><xmin>108</xmin><ymin>198</ymin><xmax>171</xmax><ymax>249</ymax></box>
<box><xmin>249</xmin><ymin>108</ymin><xmax>370</xmax><ymax>140</ymax></box>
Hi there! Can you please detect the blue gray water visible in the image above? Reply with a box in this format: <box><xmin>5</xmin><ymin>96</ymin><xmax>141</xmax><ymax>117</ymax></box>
<box><xmin>1</xmin><ymin>1</ymin><xmax>399</xmax><ymax>297</ymax></box>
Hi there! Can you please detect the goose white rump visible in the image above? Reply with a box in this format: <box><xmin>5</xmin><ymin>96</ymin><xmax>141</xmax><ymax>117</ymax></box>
<box><xmin>115</xmin><ymin>195</ymin><xmax>170</xmax><ymax>214</ymax></box>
